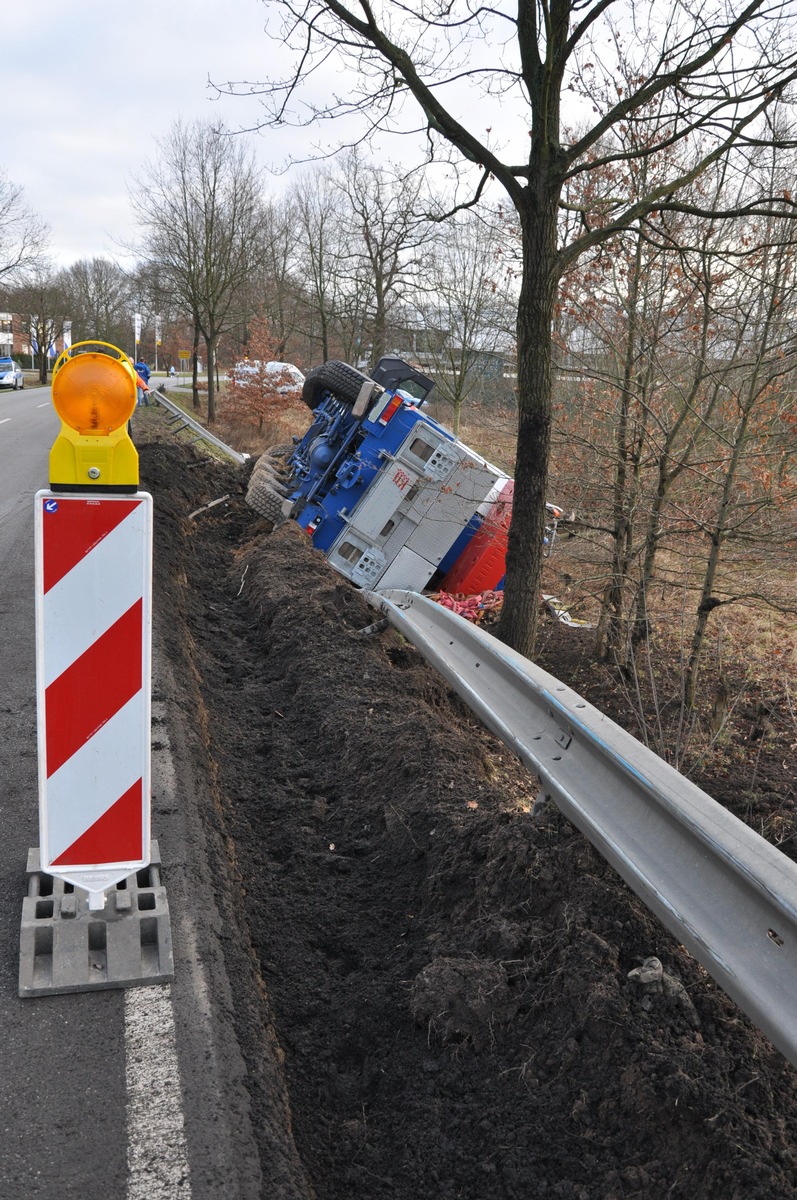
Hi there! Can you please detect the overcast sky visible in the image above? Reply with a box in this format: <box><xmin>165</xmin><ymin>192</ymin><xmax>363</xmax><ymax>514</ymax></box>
<box><xmin>9</xmin><ymin>0</ymin><xmax>547</xmax><ymax>273</ymax></box>
<box><xmin>8</xmin><ymin>0</ymin><xmax>303</xmax><ymax>267</ymax></box>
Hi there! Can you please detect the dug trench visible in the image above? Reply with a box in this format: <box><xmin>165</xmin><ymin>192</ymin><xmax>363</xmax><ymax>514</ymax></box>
<box><xmin>142</xmin><ymin>438</ymin><xmax>797</xmax><ymax>1200</ymax></box>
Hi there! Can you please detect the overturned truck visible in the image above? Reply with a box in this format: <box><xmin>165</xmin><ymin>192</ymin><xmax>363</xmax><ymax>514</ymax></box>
<box><xmin>246</xmin><ymin>357</ymin><xmax>560</xmax><ymax>595</ymax></box>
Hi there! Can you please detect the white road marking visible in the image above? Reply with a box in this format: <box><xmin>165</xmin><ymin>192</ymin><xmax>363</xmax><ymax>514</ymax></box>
<box><xmin>0</xmin><ymin>418</ymin><xmax>10</xmax><ymax>424</ymax></box>
<box><xmin>37</xmin><ymin>403</ymin><xmax>49</xmax><ymax>408</ymax></box>
<box><xmin>125</xmin><ymin>985</ymin><xmax>192</xmax><ymax>1199</ymax></box>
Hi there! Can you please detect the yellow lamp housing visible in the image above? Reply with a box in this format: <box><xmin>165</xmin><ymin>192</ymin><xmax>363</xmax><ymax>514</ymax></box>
<box><xmin>49</xmin><ymin>341</ymin><xmax>139</xmax><ymax>491</ymax></box>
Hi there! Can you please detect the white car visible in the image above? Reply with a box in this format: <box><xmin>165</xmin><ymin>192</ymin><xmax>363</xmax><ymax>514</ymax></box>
<box><xmin>228</xmin><ymin>360</ymin><xmax>258</xmax><ymax>379</ymax></box>
<box><xmin>227</xmin><ymin>360</ymin><xmax>305</xmax><ymax>395</ymax></box>
<box><xmin>0</xmin><ymin>358</ymin><xmax>24</xmax><ymax>389</ymax></box>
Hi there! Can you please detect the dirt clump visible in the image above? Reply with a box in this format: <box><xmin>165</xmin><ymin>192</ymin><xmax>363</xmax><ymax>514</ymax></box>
<box><xmin>141</xmin><ymin>438</ymin><xmax>797</xmax><ymax>1200</ymax></box>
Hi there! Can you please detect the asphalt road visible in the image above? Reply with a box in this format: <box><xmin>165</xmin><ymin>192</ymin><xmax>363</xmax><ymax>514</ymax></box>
<box><xmin>0</xmin><ymin>386</ymin><xmax>262</xmax><ymax>1199</ymax></box>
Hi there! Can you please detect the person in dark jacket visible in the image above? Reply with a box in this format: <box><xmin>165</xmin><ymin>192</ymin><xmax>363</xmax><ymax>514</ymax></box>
<box><xmin>134</xmin><ymin>360</ymin><xmax>151</xmax><ymax>405</ymax></box>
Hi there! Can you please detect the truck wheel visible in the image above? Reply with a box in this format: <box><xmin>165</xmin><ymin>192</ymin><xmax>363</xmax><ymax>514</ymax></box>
<box><xmin>253</xmin><ymin>461</ymin><xmax>290</xmax><ymax>492</ymax></box>
<box><xmin>246</xmin><ymin>474</ymin><xmax>288</xmax><ymax>525</ymax></box>
<box><xmin>252</xmin><ymin>461</ymin><xmax>290</xmax><ymax>490</ymax></box>
<box><xmin>251</xmin><ymin>454</ymin><xmax>279</xmax><ymax>478</ymax></box>
<box><xmin>263</xmin><ymin>443</ymin><xmax>293</xmax><ymax>478</ymax></box>
<box><xmin>302</xmin><ymin>360</ymin><xmax>374</xmax><ymax>410</ymax></box>
<box><xmin>251</xmin><ymin>443</ymin><xmax>293</xmax><ymax>480</ymax></box>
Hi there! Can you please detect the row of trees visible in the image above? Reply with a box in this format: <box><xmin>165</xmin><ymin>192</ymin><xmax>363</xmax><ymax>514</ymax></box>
<box><xmin>0</xmin><ymin>260</ymin><xmax>157</xmax><ymax>386</ymax></box>
<box><xmin>550</xmin><ymin>132</ymin><xmax>797</xmax><ymax>705</ymax></box>
<box><xmin>0</xmin><ymin>131</ymin><xmax>517</xmax><ymax>424</ymax></box>
<box><xmin>130</xmin><ymin>125</ymin><xmax>518</xmax><ymax>423</ymax></box>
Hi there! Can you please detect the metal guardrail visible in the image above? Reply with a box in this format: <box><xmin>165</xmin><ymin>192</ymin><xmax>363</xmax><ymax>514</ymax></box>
<box><xmin>367</xmin><ymin>588</ymin><xmax>797</xmax><ymax>1067</ymax></box>
<box><xmin>151</xmin><ymin>388</ymin><xmax>250</xmax><ymax>464</ymax></box>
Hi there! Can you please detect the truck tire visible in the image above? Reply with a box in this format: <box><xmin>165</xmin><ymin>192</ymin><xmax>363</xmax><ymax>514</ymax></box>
<box><xmin>302</xmin><ymin>360</ymin><xmax>373</xmax><ymax>411</ymax></box>
<box><xmin>252</xmin><ymin>455</ymin><xmax>283</xmax><ymax>481</ymax></box>
<box><xmin>251</xmin><ymin>450</ymin><xmax>287</xmax><ymax>480</ymax></box>
<box><xmin>246</xmin><ymin>473</ymin><xmax>288</xmax><ymax>524</ymax></box>
<box><xmin>255</xmin><ymin>461</ymin><xmax>290</xmax><ymax>492</ymax></box>
<box><xmin>251</xmin><ymin>443</ymin><xmax>293</xmax><ymax>481</ymax></box>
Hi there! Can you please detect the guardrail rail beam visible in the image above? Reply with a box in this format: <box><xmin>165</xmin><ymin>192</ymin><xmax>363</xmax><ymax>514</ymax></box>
<box><xmin>368</xmin><ymin>588</ymin><xmax>797</xmax><ymax>1067</ymax></box>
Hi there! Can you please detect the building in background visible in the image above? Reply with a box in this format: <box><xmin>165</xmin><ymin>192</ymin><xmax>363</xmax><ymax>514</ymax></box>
<box><xmin>0</xmin><ymin>311</ymin><xmax>66</xmax><ymax>366</ymax></box>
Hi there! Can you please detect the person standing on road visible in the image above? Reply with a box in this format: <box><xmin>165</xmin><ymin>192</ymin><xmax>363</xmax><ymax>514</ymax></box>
<box><xmin>134</xmin><ymin>359</ymin><xmax>151</xmax><ymax>405</ymax></box>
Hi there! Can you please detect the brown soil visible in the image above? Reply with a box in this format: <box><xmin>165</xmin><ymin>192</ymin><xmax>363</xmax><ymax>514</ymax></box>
<box><xmin>141</xmin><ymin>435</ymin><xmax>797</xmax><ymax>1200</ymax></box>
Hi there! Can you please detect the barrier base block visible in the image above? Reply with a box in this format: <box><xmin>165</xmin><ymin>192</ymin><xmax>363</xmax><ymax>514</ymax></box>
<box><xmin>18</xmin><ymin>841</ymin><xmax>174</xmax><ymax>997</ymax></box>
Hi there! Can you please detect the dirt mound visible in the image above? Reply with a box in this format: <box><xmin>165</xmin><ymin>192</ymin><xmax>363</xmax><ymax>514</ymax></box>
<box><xmin>141</xmin><ymin>440</ymin><xmax>797</xmax><ymax>1200</ymax></box>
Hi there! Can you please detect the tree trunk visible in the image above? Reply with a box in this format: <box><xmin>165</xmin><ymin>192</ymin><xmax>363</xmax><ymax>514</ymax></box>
<box><xmin>629</xmin><ymin>469</ymin><xmax>668</xmax><ymax>657</ymax></box>
<box><xmin>495</xmin><ymin>205</ymin><xmax>555</xmax><ymax>659</ymax></box>
<box><xmin>319</xmin><ymin>305</ymin><xmax>330</xmax><ymax>363</ymax></box>
<box><xmin>451</xmin><ymin>381</ymin><xmax>464</xmax><ymax>436</ymax></box>
<box><xmin>372</xmin><ymin>276</ymin><xmax>387</xmax><ymax>364</ymax></box>
<box><xmin>684</xmin><ymin>406</ymin><xmax>753</xmax><ymax>708</ymax></box>
<box><xmin>191</xmin><ymin>326</ymin><xmax>201</xmax><ymax>412</ymax></box>
<box><xmin>206</xmin><ymin>334</ymin><xmax>217</xmax><ymax>424</ymax></box>
<box><xmin>37</xmin><ymin>334</ymin><xmax>49</xmax><ymax>385</ymax></box>
<box><xmin>602</xmin><ymin>232</ymin><xmax>643</xmax><ymax>662</ymax></box>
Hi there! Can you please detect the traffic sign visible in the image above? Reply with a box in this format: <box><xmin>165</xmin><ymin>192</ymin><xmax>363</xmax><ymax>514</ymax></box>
<box><xmin>34</xmin><ymin>490</ymin><xmax>153</xmax><ymax>906</ymax></box>
<box><xmin>39</xmin><ymin>341</ymin><xmax>150</xmax><ymax>903</ymax></box>
<box><xmin>22</xmin><ymin>337</ymin><xmax>170</xmax><ymax>991</ymax></box>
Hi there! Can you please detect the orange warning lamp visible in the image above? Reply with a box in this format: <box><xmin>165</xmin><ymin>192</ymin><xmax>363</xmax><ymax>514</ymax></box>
<box><xmin>49</xmin><ymin>341</ymin><xmax>139</xmax><ymax>491</ymax></box>
<box><xmin>52</xmin><ymin>342</ymin><xmax>137</xmax><ymax>433</ymax></box>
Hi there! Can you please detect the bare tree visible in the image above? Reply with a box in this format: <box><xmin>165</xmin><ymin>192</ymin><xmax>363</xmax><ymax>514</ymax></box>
<box><xmin>58</xmin><ymin>258</ymin><xmax>132</xmax><ymax>348</ymax></box>
<box><xmin>241</xmin><ymin>196</ymin><xmax>305</xmax><ymax>362</ymax></box>
<box><xmin>333</xmin><ymin>149</ymin><xmax>429</xmax><ymax>364</ymax></box>
<box><xmin>412</xmin><ymin>211</ymin><xmax>516</xmax><ymax>434</ymax></box>
<box><xmin>681</xmin><ymin>213</ymin><xmax>797</xmax><ymax>706</ymax></box>
<box><xmin>293</xmin><ymin>170</ymin><xmax>347</xmax><ymax>362</ymax></box>
<box><xmin>555</xmin><ymin>134</ymin><xmax>797</xmax><ymax>708</ymax></box>
<box><xmin>235</xmin><ymin>0</ymin><xmax>797</xmax><ymax>657</ymax></box>
<box><xmin>11</xmin><ymin>268</ymin><xmax>69</xmax><ymax>383</ymax></box>
<box><xmin>0</xmin><ymin>172</ymin><xmax>49</xmax><ymax>281</ymax></box>
<box><xmin>274</xmin><ymin>154</ymin><xmax>431</xmax><ymax>365</ymax></box>
<box><xmin>132</xmin><ymin>120</ymin><xmax>267</xmax><ymax>421</ymax></box>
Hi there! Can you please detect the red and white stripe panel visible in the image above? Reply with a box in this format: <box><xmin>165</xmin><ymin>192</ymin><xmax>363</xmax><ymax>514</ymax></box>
<box><xmin>35</xmin><ymin>491</ymin><xmax>153</xmax><ymax>876</ymax></box>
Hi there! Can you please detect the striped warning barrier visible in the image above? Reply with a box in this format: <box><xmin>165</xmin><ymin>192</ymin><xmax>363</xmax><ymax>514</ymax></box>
<box><xmin>35</xmin><ymin>491</ymin><xmax>153</xmax><ymax>897</ymax></box>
